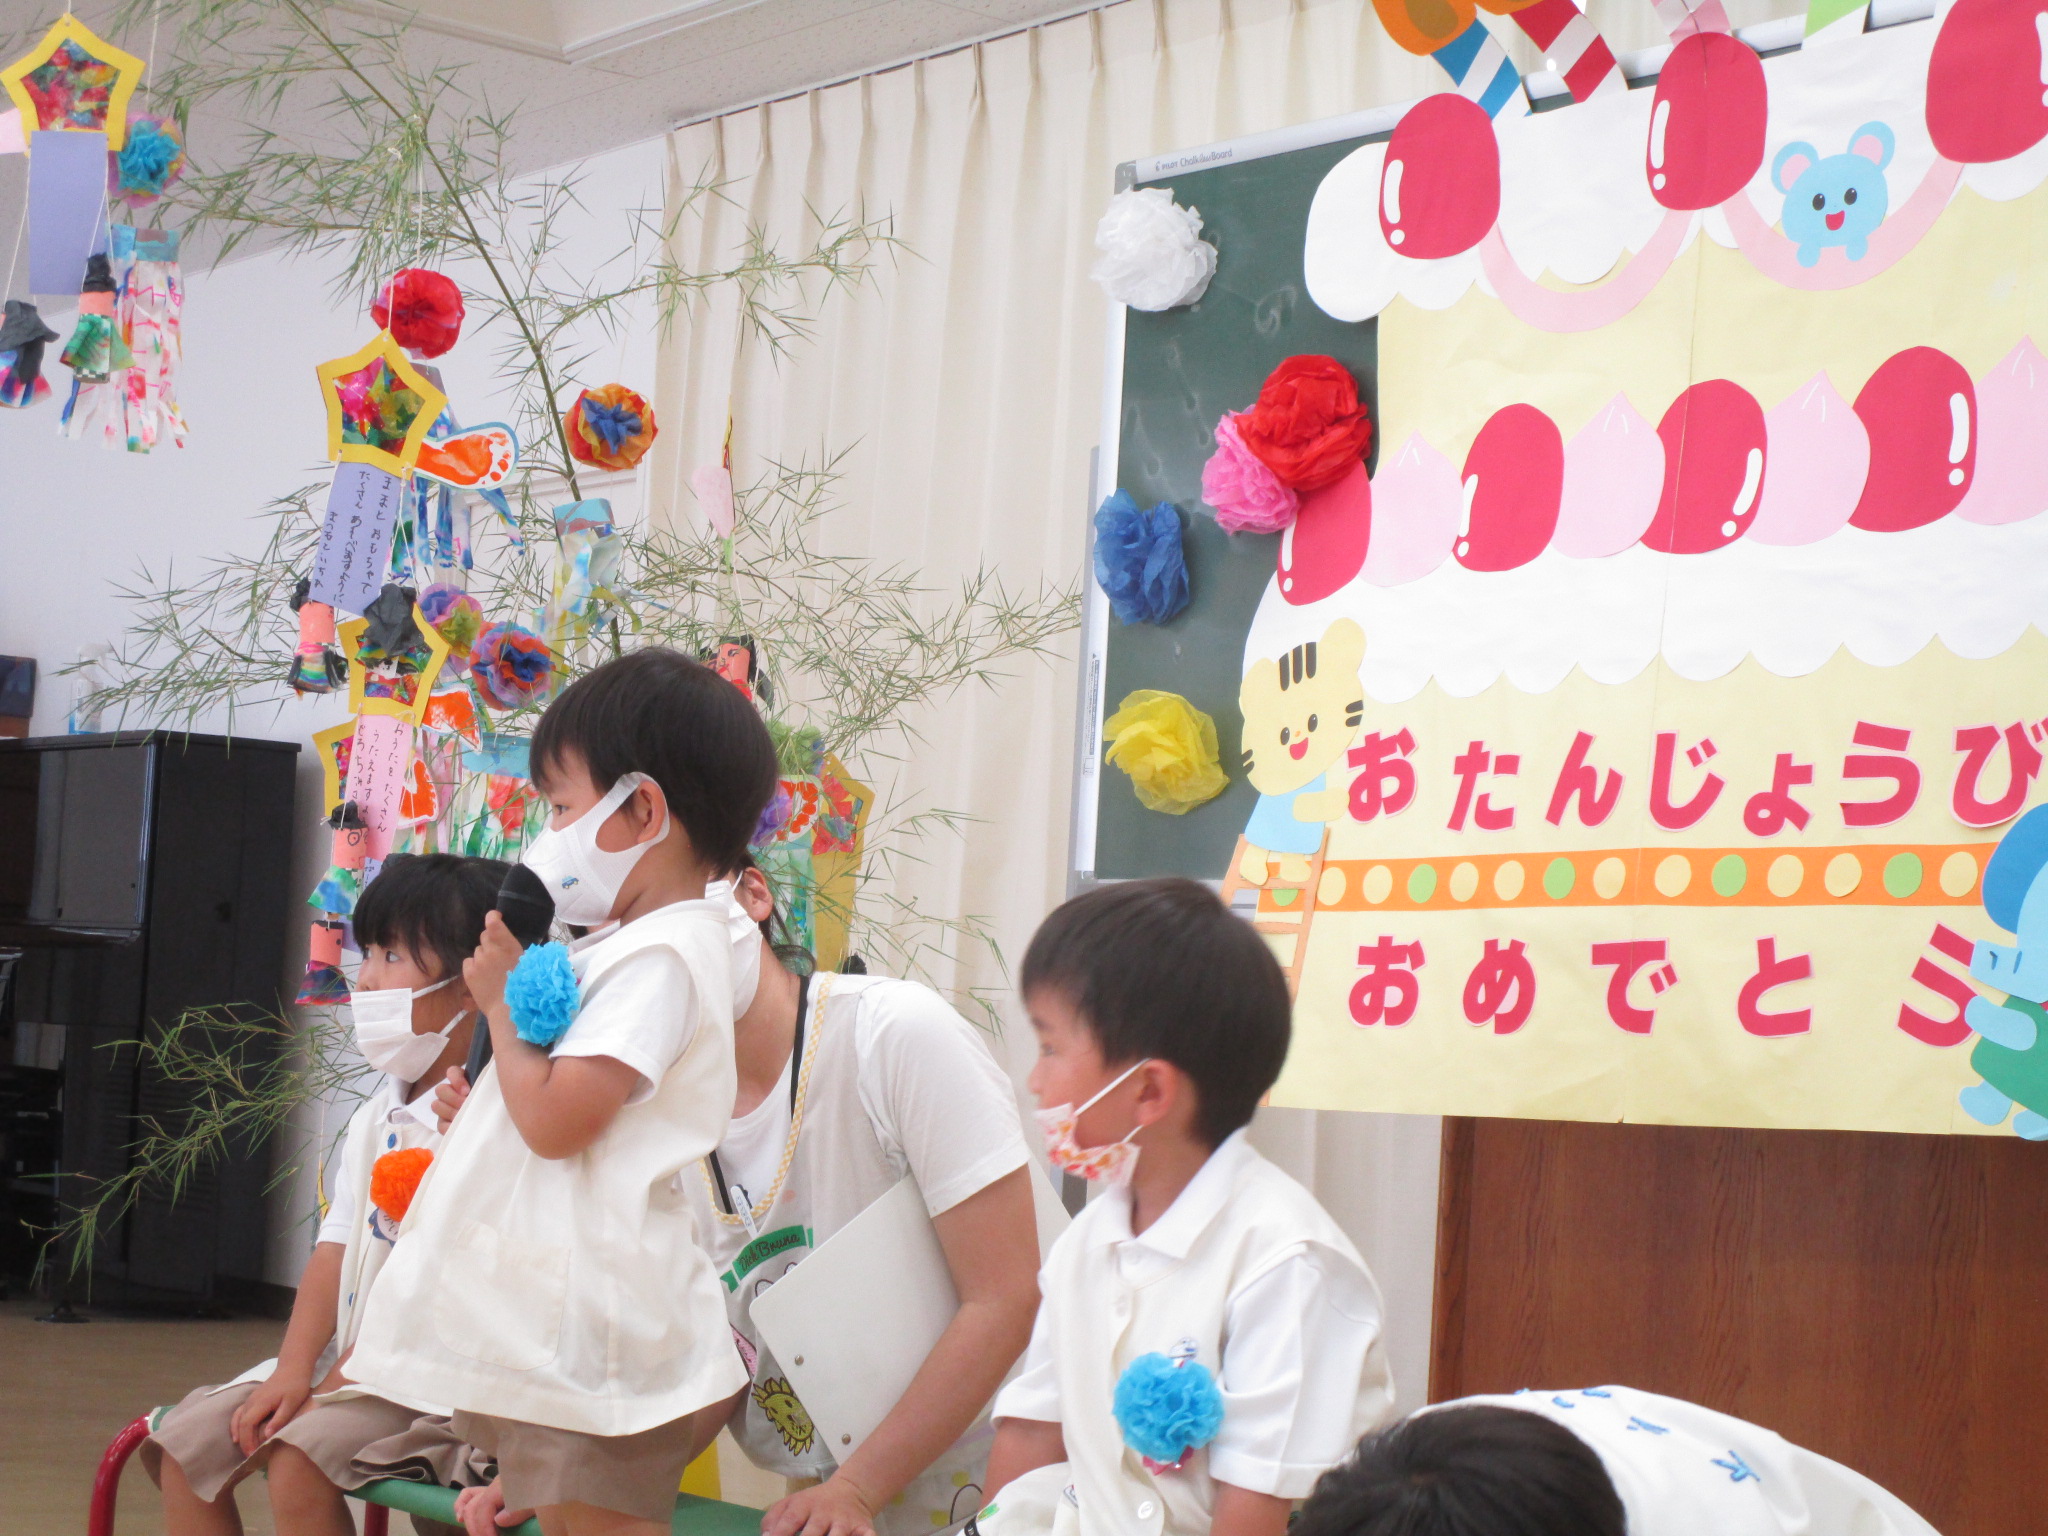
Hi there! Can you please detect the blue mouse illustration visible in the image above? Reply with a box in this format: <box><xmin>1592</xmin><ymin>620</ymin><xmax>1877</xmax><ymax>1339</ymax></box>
<box><xmin>1772</xmin><ymin>122</ymin><xmax>1894</xmax><ymax>266</ymax></box>
<box><xmin>1958</xmin><ymin>803</ymin><xmax>2048</xmax><ymax>1138</ymax></box>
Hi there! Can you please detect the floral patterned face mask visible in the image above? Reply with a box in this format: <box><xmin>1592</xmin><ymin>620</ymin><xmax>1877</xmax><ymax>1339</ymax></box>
<box><xmin>1033</xmin><ymin>1059</ymin><xmax>1151</xmax><ymax>1186</ymax></box>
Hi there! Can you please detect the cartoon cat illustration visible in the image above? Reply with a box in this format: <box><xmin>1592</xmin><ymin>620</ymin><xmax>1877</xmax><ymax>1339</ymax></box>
<box><xmin>1236</xmin><ymin>618</ymin><xmax>1367</xmax><ymax>887</ymax></box>
<box><xmin>1773</xmin><ymin>122</ymin><xmax>1894</xmax><ymax>266</ymax></box>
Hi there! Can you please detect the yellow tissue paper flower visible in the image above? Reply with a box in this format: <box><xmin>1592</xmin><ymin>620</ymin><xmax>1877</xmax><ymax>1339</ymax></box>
<box><xmin>1104</xmin><ymin>689</ymin><xmax>1229</xmax><ymax>815</ymax></box>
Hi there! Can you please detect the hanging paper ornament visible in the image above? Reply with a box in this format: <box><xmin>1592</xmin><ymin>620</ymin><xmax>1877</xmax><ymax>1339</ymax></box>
<box><xmin>414</xmin><ymin>422</ymin><xmax>518</xmax><ymax>490</ymax></box>
<box><xmin>0</xmin><ymin>300</ymin><xmax>59</xmax><ymax>409</ymax></box>
<box><xmin>1103</xmin><ymin>689</ymin><xmax>1229</xmax><ymax>814</ymax></box>
<box><xmin>506</xmin><ymin>941</ymin><xmax>580</xmax><ymax>1046</ymax></box>
<box><xmin>1237</xmin><ymin>356</ymin><xmax>1373</xmax><ymax>492</ymax></box>
<box><xmin>110</xmin><ymin>116</ymin><xmax>185</xmax><ymax>209</ymax></box>
<box><xmin>331</xmin><ymin>800</ymin><xmax>370</xmax><ymax>870</ymax></box>
<box><xmin>1090</xmin><ymin>188</ymin><xmax>1219</xmax><ymax>311</ymax></box>
<box><xmin>61</xmin><ymin>255</ymin><xmax>133</xmax><ymax>446</ymax></box>
<box><xmin>308</xmin><ymin>864</ymin><xmax>362</xmax><ymax>916</ymax></box>
<box><xmin>1093</xmin><ymin>490</ymin><xmax>1190</xmax><ymax>626</ymax></box>
<box><xmin>296</xmin><ymin>919</ymin><xmax>351</xmax><ymax>1006</ymax></box>
<box><xmin>371</xmin><ymin>269</ymin><xmax>466</xmax><ymax>360</ymax></box>
<box><xmin>753</xmin><ymin>782</ymin><xmax>795</xmax><ymax>846</ymax></box>
<box><xmin>360</xmin><ymin>582</ymin><xmax>425</xmax><ymax>660</ymax></box>
<box><xmin>1113</xmin><ymin>1351</ymin><xmax>1226</xmax><ymax>1470</ymax></box>
<box><xmin>315</xmin><ymin>332</ymin><xmax>450</xmax><ymax>477</ymax></box>
<box><xmin>111</xmin><ymin>226</ymin><xmax>187</xmax><ymax>453</ymax></box>
<box><xmin>290</xmin><ymin>578</ymin><xmax>348</xmax><ymax>695</ymax></box>
<box><xmin>1</xmin><ymin>14</ymin><xmax>144</xmax><ymax>146</ymax></box>
<box><xmin>469</xmin><ymin>623</ymin><xmax>554</xmax><ymax>709</ymax></box>
<box><xmin>1201</xmin><ymin>413</ymin><xmax>1300</xmax><ymax>534</ymax></box>
<box><xmin>565</xmin><ymin>384</ymin><xmax>657</xmax><ymax>471</ymax></box>
<box><xmin>418</xmin><ymin>584</ymin><xmax>484</xmax><ymax>675</ymax></box>
<box><xmin>370</xmin><ymin>1147</ymin><xmax>434</xmax><ymax>1222</ymax></box>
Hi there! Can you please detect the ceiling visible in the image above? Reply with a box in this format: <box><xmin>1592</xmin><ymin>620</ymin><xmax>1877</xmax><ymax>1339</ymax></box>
<box><xmin>0</xmin><ymin>0</ymin><xmax>1119</xmax><ymax>182</ymax></box>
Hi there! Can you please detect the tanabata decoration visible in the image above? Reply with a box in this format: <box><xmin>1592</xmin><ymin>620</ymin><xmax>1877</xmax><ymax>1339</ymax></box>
<box><xmin>61</xmin><ymin>254</ymin><xmax>133</xmax><ymax>446</ymax></box>
<box><xmin>506</xmin><ymin>941</ymin><xmax>579</xmax><ymax>1046</ymax></box>
<box><xmin>110</xmin><ymin>225</ymin><xmax>185</xmax><ymax>452</ymax></box>
<box><xmin>1090</xmin><ymin>187</ymin><xmax>1219</xmax><ymax>312</ymax></box>
<box><xmin>341</xmin><ymin>594</ymin><xmax>451</xmax><ymax>726</ymax></box>
<box><xmin>469</xmin><ymin>623</ymin><xmax>553</xmax><ymax>710</ymax></box>
<box><xmin>315</xmin><ymin>332</ymin><xmax>450</xmax><ymax>477</ymax></box>
<box><xmin>360</xmin><ymin>582</ymin><xmax>424</xmax><ymax>660</ymax></box>
<box><xmin>753</xmin><ymin>782</ymin><xmax>794</xmax><ymax>845</ymax></box>
<box><xmin>26</xmin><ymin>128</ymin><xmax>108</xmax><ymax>294</ymax></box>
<box><xmin>1235</xmin><ymin>355</ymin><xmax>1372</xmax><ymax>492</ymax></box>
<box><xmin>309</xmin><ymin>800</ymin><xmax>369</xmax><ymax>914</ymax></box>
<box><xmin>550</xmin><ymin>499</ymin><xmax>628</xmax><ymax>633</ymax></box>
<box><xmin>110</xmin><ymin>116</ymin><xmax>184</xmax><ymax>208</ymax></box>
<box><xmin>1201</xmin><ymin>413</ymin><xmax>1301</xmax><ymax>534</ymax></box>
<box><xmin>564</xmin><ymin>384</ymin><xmax>657</xmax><ymax>471</ymax></box>
<box><xmin>371</xmin><ymin>269</ymin><xmax>465</xmax><ymax>359</ymax></box>
<box><xmin>289</xmin><ymin>579</ymin><xmax>348</xmax><ymax>695</ymax></box>
<box><xmin>418</xmin><ymin>583</ymin><xmax>484</xmax><ymax>676</ymax></box>
<box><xmin>370</xmin><ymin>1147</ymin><xmax>433</xmax><ymax>1222</ymax></box>
<box><xmin>313</xmin><ymin>721</ymin><xmax>356</xmax><ymax>813</ymax></box>
<box><xmin>0</xmin><ymin>301</ymin><xmax>60</xmax><ymax>409</ymax></box>
<box><xmin>1093</xmin><ymin>489</ymin><xmax>1190</xmax><ymax>626</ymax></box>
<box><xmin>1112</xmin><ymin>1351</ymin><xmax>1226</xmax><ymax>1472</ymax></box>
<box><xmin>707</xmin><ymin>636</ymin><xmax>762</xmax><ymax>701</ymax></box>
<box><xmin>1</xmin><ymin>14</ymin><xmax>143</xmax><ymax>146</ymax></box>
<box><xmin>296</xmin><ymin>918</ymin><xmax>351</xmax><ymax>1006</ymax></box>
<box><xmin>414</xmin><ymin>422</ymin><xmax>519</xmax><ymax>491</ymax></box>
<box><xmin>1104</xmin><ymin>689</ymin><xmax>1228</xmax><ymax>814</ymax></box>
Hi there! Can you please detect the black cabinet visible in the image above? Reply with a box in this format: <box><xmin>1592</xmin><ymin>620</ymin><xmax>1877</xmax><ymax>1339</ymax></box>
<box><xmin>0</xmin><ymin>731</ymin><xmax>300</xmax><ymax>1307</ymax></box>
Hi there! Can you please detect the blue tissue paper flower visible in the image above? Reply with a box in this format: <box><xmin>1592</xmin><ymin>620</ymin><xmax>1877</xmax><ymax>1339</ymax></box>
<box><xmin>1093</xmin><ymin>490</ymin><xmax>1190</xmax><ymax>626</ymax></box>
<box><xmin>1112</xmin><ymin>1353</ymin><xmax>1225</xmax><ymax>1465</ymax></box>
<box><xmin>118</xmin><ymin>122</ymin><xmax>183</xmax><ymax>198</ymax></box>
<box><xmin>506</xmin><ymin>941</ymin><xmax>580</xmax><ymax>1047</ymax></box>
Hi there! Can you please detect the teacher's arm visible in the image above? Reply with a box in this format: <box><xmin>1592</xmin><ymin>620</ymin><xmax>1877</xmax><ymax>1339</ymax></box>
<box><xmin>762</xmin><ymin>1166</ymin><xmax>1041</xmax><ymax>1536</ymax></box>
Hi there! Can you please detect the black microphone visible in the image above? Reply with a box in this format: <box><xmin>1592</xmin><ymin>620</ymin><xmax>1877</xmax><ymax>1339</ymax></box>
<box><xmin>465</xmin><ymin>865</ymin><xmax>556</xmax><ymax>1084</ymax></box>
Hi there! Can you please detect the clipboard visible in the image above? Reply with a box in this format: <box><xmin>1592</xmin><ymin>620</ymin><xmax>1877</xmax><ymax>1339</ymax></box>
<box><xmin>750</xmin><ymin>1167</ymin><xmax>1068</xmax><ymax>1461</ymax></box>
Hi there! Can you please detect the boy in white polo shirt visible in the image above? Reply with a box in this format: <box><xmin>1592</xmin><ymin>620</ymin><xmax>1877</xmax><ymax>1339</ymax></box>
<box><xmin>979</xmin><ymin>878</ymin><xmax>1395</xmax><ymax>1536</ymax></box>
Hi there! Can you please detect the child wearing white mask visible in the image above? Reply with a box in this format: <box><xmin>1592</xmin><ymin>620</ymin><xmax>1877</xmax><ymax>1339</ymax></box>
<box><xmin>980</xmin><ymin>880</ymin><xmax>1395</xmax><ymax>1536</ymax></box>
<box><xmin>140</xmin><ymin>854</ymin><xmax>507</xmax><ymax>1536</ymax></box>
<box><xmin>347</xmin><ymin>649</ymin><xmax>780</xmax><ymax>1536</ymax></box>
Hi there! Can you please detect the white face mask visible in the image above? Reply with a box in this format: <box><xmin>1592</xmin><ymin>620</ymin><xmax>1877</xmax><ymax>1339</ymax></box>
<box><xmin>522</xmin><ymin>771</ymin><xmax>670</xmax><ymax>927</ymax></box>
<box><xmin>705</xmin><ymin>879</ymin><xmax>765</xmax><ymax>1015</ymax></box>
<box><xmin>350</xmin><ymin>975</ymin><xmax>464</xmax><ymax>1084</ymax></box>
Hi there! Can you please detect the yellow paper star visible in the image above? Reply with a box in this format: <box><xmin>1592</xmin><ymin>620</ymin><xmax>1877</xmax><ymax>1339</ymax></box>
<box><xmin>2</xmin><ymin>15</ymin><xmax>145</xmax><ymax>149</ymax></box>
<box><xmin>314</xmin><ymin>332</ymin><xmax>450</xmax><ymax>477</ymax></box>
<box><xmin>339</xmin><ymin>607</ymin><xmax>453</xmax><ymax>727</ymax></box>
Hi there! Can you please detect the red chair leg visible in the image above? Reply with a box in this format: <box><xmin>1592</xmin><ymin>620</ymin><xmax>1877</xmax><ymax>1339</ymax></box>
<box><xmin>364</xmin><ymin>1502</ymin><xmax>391</xmax><ymax>1536</ymax></box>
<box><xmin>90</xmin><ymin>1414</ymin><xmax>155</xmax><ymax>1536</ymax></box>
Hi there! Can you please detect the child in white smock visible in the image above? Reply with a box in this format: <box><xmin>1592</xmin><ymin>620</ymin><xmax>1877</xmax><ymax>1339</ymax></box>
<box><xmin>1290</xmin><ymin>1386</ymin><xmax>1941</xmax><ymax>1536</ymax></box>
<box><xmin>980</xmin><ymin>879</ymin><xmax>1396</xmax><ymax>1536</ymax></box>
<box><xmin>347</xmin><ymin>649</ymin><xmax>780</xmax><ymax>1536</ymax></box>
<box><xmin>141</xmin><ymin>855</ymin><xmax>507</xmax><ymax>1536</ymax></box>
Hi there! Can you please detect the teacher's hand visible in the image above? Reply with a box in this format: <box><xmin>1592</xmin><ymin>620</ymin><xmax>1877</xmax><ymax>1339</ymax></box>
<box><xmin>763</xmin><ymin>1474</ymin><xmax>880</xmax><ymax>1536</ymax></box>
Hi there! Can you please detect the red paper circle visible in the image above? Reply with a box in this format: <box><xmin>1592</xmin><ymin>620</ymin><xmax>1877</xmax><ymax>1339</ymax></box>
<box><xmin>1927</xmin><ymin>0</ymin><xmax>2048</xmax><ymax>164</ymax></box>
<box><xmin>1457</xmin><ymin>404</ymin><xmax>1564</xmax><ymax>572</ymax></box>
<box><xmin>1381</xmin><ymin>94</ymin><xmax>1502</xmax><ymax>260</ymax></box>
<box><xmin>1850</xmin><ymin>347</ymin><xmax>1977</xmax><ymax>532</ymax></box>
<box><xmin>1279</xmin><ymin>460</ymin><xmax>1373</xmax><ymax>606</ymax></box>
<box><xmin>1644</xmin><ymin>380</ymin><xmax>1768</xmax><ymax>553</ymax></box>
<box><xmin>1646</xmin><ymin>33</ymin><xmax>1768</xmax><ymax>211</ymax></box>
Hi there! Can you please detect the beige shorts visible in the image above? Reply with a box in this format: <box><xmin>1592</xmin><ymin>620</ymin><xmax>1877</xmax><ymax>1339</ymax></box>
<box><xmin>453</xmin><ymin>1410</ymin><xmax>695</xmax><ymax>1525</ymax></box>
<box><xmin>142</xmin><ymin>1379</ymin><xmax>492</xmax><ymax>1504</ymax></box>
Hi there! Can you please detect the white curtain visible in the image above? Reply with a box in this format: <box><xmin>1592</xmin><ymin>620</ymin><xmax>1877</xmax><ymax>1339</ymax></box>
<box><xmin>653</xmin><ymin>0</ymin><xmax>1801</xmax><ymax>1427</ymax></box>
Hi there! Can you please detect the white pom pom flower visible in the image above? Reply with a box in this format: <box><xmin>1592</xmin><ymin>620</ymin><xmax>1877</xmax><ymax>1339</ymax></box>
<box><xmin>1090</xmin><ymin>188</ymin><xmax>1218</xmax><ymax>312</ymax></box>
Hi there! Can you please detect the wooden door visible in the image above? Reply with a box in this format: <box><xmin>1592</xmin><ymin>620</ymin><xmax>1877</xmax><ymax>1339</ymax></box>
<box><xmin>1431</xmin><ymin>1117</ymin><xmax>2048</xmax><ymax>1536</ymax></box>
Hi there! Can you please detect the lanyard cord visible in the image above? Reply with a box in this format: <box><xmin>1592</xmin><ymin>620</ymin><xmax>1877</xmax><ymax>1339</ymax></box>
<box><xmin>705</xmin><ymin>969</ymin><xmax>821</xmax><ymax>1227</ymax></box>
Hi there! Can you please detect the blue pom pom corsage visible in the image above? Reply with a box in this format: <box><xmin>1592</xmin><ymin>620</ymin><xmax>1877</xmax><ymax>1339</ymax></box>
<box><xmin>1093</xmin><ymin>489</ymin><xmax>1190</xmax><ymax>626</ymax></box>
<box><xmin>1113</xmin><ymin>1350</ymin><xmax>1225</xmax><ymax>1470</ymax></box>
<box><xmin>505</xmin><ymin>941</ymin><xmax>580</xmax><ymax>1046</ymax></box>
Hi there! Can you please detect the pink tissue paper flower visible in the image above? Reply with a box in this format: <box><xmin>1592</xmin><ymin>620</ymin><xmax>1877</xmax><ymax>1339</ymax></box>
<box><xmin>1202</xmin><ymin>413</ymin><xmax>1301</xmax><ymax>534</ymax></box>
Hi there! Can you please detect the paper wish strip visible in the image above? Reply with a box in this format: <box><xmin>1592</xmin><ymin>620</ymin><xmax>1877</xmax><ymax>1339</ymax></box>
<box><xmin>27</xmin><ymin>130</ymin><xmax>108</xmax><ymax>294</ymax></box>
<box><xmin>310</xmin><ymin>462</ymin><xmax>404</xmax><ymax>615</ymax></box>
<box><xmin>344</xmin><ymin>711</ymin><xmax>415</xmax><ymax>862</ymax></box>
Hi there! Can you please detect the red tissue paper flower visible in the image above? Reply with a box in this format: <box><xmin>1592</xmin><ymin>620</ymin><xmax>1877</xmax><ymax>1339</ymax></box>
<box><xmin>371</xmin><ymin>269</ymin><xmax>466</xmax><ymax>359</ymax></box>
<box><xmin>370</xmin><ymin>1147</ymin><xmax>434</xmax><ymax>1222</ymax></box>
<box><xmin>1235</xmin><ymin>355</ymin><xmax>1372</xmax><ymax>492</ymax></box>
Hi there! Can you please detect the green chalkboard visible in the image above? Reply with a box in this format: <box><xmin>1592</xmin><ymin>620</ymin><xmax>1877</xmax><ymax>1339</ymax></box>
<box><xmin>1093</xmin><ymin>136</ymin><xmax>1379</xmax><ymax>881</ymax></box>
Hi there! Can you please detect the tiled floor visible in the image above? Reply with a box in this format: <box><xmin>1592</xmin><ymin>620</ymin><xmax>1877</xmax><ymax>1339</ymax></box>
<box><xmin>0</xmin><ymin>1297</ymin><xmax>286</xmax><ymax>1536</ymax></box>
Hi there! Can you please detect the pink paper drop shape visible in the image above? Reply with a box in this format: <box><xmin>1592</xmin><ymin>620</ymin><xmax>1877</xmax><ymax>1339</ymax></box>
<box><xmin>1748</xmin><ymin>374</ymin><xmax>1870</xmax><ymax>546</ymax></box>
<box><xmin>1555</xmin><ymin>397</ymin><xmax>1665</xmax><ymax>559</ymax></box>
<box><xmin>1926</xmin><ymin>0</ymin><xmax>2048</xmax><ymax>165</ymax></box>
<box><xmin>1956</xmin><ymin>339</ymin><xmax>2048</xmax><ymax>525</ymax></box>
<box><xmin>1364</xmin><ymin>434</ymin><xmax>1460</xmax><ymax>586</ymax></box>
<box><xmin>1380</xmin><ymin>93</ymin><xmax>1501</xmax><ymax>259</ymax></box>
<box><xmin>1850</xmin><ymin>347</ymin><xmax>1977</xmax><ymax>532</ymax></box>
<box><xmin>1646</xmin><ymin>33</ymin><xmax>1768</xmax><ymax>212</ymax></box>
<box><xmin>1457</xmin><ymin>404</ymin><xmax>1564</xmax><ymax>572</ymax></box>
<box><xmin>1644</xmin><ymin>380</ymin><xmax>1767</xmax><ymax>553</ymax></box>
<box><xmin>1279</xmin><ymin>458</ymin><xmax>1373</xmax><ymax>606</ymax></box>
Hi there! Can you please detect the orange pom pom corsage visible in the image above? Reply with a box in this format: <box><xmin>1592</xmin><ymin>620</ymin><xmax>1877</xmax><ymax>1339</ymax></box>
<box><xmin>369</xmin><ymin>1146</ymin><xmax>434</xmax><ymax>1223</ymax></box>
<box><xmin>565</xmin><ymin>384</ymin><xmax>658</xmax><ymax>471</ymax></box>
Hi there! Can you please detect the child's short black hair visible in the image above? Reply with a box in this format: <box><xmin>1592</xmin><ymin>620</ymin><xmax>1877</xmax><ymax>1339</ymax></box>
<box><xmin>352</xmin><ymin>854</ymin><xmax>509</xmax><ymax>982</ymax></box>
<box><xmin>1019</xmin><ymin>878</ymin><xmax>1290</xmax><ymax>1147</ymax></box>
<box><xmin>530</xmin><ymin>648</ymin><xmax>779</xmax><ymax>875</ymax></box>
<box><xmin>1292</xmin><ymin>1406</ymin><xmax>1624</xmax><ymax>1536</ymax></box>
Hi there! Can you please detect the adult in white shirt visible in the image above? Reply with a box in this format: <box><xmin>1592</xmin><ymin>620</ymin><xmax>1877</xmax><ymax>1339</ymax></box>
<box><xmin>451</xmin><ymin>864</ymin><xmax>1042</xmax><ymax>1536</ymax></box>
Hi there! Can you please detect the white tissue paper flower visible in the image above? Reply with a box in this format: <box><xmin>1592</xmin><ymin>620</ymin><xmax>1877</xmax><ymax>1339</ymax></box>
<box><xmin>1091</xmin><ymin>188</ymin><xmax>1219</xmax><ymax>311</ymax></box>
